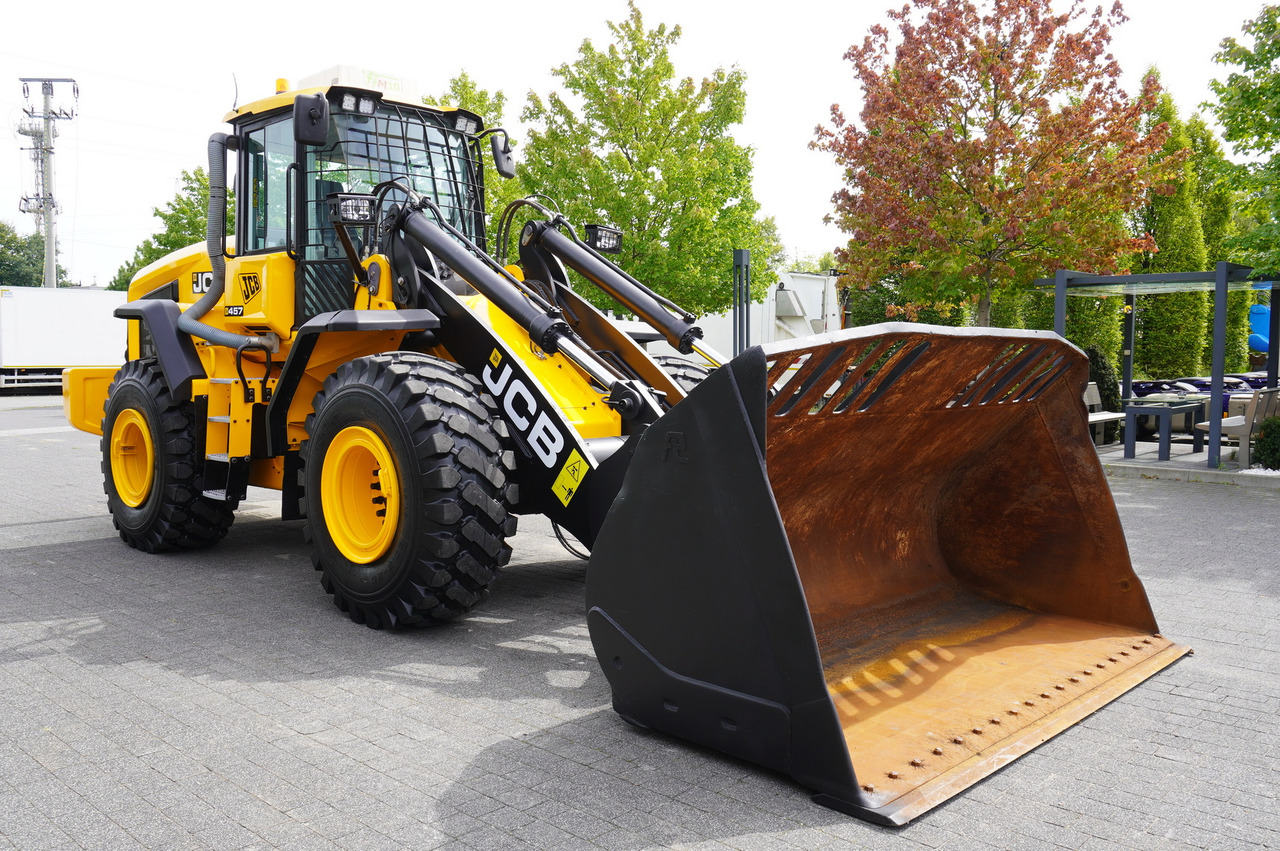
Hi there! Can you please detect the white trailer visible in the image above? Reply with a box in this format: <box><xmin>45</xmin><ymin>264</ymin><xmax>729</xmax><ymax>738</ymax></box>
<box><xmin>0</xmin><ymin>287</ymin><xmax>126</xmax><ymax>389</ymax></box>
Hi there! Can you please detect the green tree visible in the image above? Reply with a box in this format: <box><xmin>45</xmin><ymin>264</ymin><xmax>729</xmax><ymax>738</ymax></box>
<box><xmin>519</xmin><ymin>2</ymin><xmax>784</xmax><ymax>315</ymax></box>
<box><xmin>844</xmin><ymin>278</ymin><xmax>968</xmax><ymax>328</ymax></box>
<box><xmin>1208</xmin><ymin>4</ymin><xmax>1280</xmax><ymax>276</ymax></box>
<box><xmin>111</xmin><ymin>168</ymin><xmax>230</xmax><ymax>291</ymax></box>
<box><xmin>989</xmin><ymin>289</ymin><xmax>1030</xmax><ymax>329</ymax></box>
<box><xmin>1024</xmin><ymin>291</ymin><xmax>1124</xmax><ymax>368</ymax></box>
<box><xmin>788</xmin><ymin>250</ymin><xmax>839</xmax><ymax>275</ymax></box>
<box><xmin>815</xmin><ymin>0</ymin><xmax>1178</xmax><ymax>326</ymax></box>
<box><xmin>0</xmin><ymin>221</ymin><xmax>47</xmax><ymax>287</ymax></box>
<box><xmin>1131</xmin><ymin>91</ymin><xmax>1209</xmax><ymax>378</ymax></box>
<box><xmin>424</xmin><ymin>72</ymin><xmax>525</xmax><ymax>251</ymax></box>
<box><xmin>1187</xmin><ymin>115</ymin><xmax>1235</xmax><ymax>261</ymax></box>
<box><xmin>1186</xmin><ymin>113</ymin><xmax>1252</xmax><ymax>373</ymax></box>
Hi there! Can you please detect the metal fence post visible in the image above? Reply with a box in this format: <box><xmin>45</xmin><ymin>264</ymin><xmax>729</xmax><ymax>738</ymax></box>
<box><xmin>1209</xmin><ymin>262</ymin><xmax>1228</xmax><ymax>468</ymax></box>
<box><xmin>1053</xmin><ymin>269</ymin><xmax>1068</xmax><ymax>338</ymax></box>
<box><xmin>1122</xmin><ymin>294</ymin><xmax>1136</xmax><ymax>402</ymax></box>
<box><xmin>733</xmin><ymin>249</ymin><xmax>751</xmax><ymax>356</ymax></box>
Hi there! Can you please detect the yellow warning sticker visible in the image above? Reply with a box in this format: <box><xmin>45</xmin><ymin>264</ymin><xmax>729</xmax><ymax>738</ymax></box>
<box><xmin>552</xmin><ymin>449</ymin><xmax>587</xmax><ymax>507</ymax></box>
<box><xmin>489</xmin><ymin>349</ymin><xmax>503</xmax><ymax>369</ymax></box>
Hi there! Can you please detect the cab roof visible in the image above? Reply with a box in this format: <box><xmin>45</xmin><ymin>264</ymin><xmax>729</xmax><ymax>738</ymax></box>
<box><xmin>223</xmin><ymin>83</ymin><xmax>463</xmax><ymax>125</ymax></box>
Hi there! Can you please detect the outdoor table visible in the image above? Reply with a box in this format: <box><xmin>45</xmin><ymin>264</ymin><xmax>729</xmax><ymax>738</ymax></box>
<box><xmin>1122</xmin><ymin>398</ymin><xmax>1206</xmax><ymax>461</ymax></box>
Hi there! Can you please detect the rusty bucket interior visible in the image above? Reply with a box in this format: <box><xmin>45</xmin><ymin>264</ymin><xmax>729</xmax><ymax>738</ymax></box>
<box><xmin>587</xmin><ymin>325</ymin><xmax>1187</xmax><ymax>826</ymax></box>
<box><xmin>762</xmin><ymin>326</ymin><xmax>1188</xmax><ymax>822</ymax></box>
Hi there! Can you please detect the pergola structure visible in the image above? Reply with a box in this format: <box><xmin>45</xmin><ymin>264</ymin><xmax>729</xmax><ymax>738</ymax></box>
<box><xmin>1037</xmin><ymin>262</ymin><xmax>1278</xmax><ymax>469</ymax></box>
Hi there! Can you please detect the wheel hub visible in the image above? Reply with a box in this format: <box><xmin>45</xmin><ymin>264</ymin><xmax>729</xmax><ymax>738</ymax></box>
<box><xmin>321</xmin><ymin>426</ymin><xmax>401</xmax><ymax>564</ymax></box>
<box><xmin>110</xmin><ymin>409</ymin><xmax>154</xmax><ymax>508</ymax></box>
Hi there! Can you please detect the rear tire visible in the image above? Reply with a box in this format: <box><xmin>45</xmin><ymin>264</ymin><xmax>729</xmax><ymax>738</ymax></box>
<box><xmin>101</xmin><ymin>359</ymin><xmax>236</xmax><ymax>552</ymax></box>
<box><xmin>302</xmin><ymin>353</ymin><xmax>517</xmax><ymax>629</ymax></box>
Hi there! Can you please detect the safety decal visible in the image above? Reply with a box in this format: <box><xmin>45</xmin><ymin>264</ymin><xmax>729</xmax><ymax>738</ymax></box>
<box><xmin>489</xmin><ymin>349</ymin><xmax>503</xmax><ymax>369</ymax></box>
<box><xmin>552</xmin><ymin>449</ymin><xmax>587</xmax><ymax>507</ymax></box>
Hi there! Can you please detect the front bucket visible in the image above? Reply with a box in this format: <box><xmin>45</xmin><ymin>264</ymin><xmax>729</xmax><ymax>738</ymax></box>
<box><xmin>586</xmin><ymin>324</ymin><xmax>1188</xmax><ymax>825</ymax></box>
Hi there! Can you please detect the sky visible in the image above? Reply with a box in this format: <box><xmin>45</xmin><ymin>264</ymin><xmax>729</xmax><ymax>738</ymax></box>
<box><xmin>0</xmin><ymin>0</ymin><xmax>1267</xmax><ymax>287</ymax></box>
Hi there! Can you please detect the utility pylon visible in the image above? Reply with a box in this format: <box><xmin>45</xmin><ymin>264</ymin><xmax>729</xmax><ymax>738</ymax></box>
<box><xmin>17</xmin><ymin>78</ymin><xmax>77</xmax><ymax>288</ymax></box>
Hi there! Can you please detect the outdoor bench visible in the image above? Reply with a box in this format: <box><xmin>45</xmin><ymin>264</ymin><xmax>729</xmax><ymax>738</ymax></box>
<box><xmin>1084</xmin><ymin>382</ymin><xmax>1124</xmax><ymax>445</ymax></box>
<box><xmin>1195</xmin><ymin>386</ymin><xmax>1280</xmax><ymax>468</ymax></box>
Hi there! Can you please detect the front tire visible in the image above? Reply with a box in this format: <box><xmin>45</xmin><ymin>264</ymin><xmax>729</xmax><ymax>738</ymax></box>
<box><xmin>101</xmin><ymin>359</ymin><xmax>236</xmax><ymax>552</ymax></box>
<box><xmin>302</xmin><ymin>353</ymin><xmax>517</xmax><ymax>629</ymax></box>
<box><xmin>654</xmin><ymin>354</ymin><xmax>713</xmax><ymax>394</ymax></box>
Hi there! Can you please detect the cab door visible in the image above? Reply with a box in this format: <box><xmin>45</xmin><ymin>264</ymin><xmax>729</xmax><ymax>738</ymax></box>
<box><xmin>226</xmin><ymin>114</ymin><xmax>296</xmax><ymax>339</ymax></box>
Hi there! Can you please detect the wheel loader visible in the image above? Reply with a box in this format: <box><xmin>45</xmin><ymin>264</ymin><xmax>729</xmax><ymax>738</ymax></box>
<box><xmin>62</xmin><ymin>75</ymin><xmax>1187</xmax><ymax>825</ymax></box>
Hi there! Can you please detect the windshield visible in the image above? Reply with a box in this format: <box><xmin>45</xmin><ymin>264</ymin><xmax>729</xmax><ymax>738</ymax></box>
<box><xmin>303</xmin><ymin>101</ymin><xmax>484</xmax><ymax>260</ymax></box>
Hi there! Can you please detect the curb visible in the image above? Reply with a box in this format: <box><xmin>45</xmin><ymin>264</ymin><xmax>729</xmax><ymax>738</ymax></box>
<box><xmin>1103</xmin><ymin>460</ymin><xmax>1280</xmax><ymax>491</ymax></box>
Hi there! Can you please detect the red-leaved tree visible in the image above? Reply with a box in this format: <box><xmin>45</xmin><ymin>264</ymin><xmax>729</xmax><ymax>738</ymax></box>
<box><xmin>814</xmin><ymin>0</ymin><xmax>1180</xmax><ymax>325</ymax></box>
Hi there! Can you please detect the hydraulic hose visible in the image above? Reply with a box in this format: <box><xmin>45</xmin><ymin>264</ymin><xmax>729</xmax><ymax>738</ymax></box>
<box><xmin>176</xmin><ymin>132</ymin><xmax>274</xmax><ymax>351</ymax></box>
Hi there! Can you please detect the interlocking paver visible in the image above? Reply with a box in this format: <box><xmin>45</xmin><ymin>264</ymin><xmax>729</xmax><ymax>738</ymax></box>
<box><xmin>3</xmin><ymin>395</ymin><xmax>1280</xmax><ymax>849</ymax></box>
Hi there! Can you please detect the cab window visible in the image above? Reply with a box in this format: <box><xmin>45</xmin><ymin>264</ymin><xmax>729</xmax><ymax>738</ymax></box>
<box><xmin>244</xmin><ymin>119</ymin><xmax>293</xmax><ymax>252</ymax></box>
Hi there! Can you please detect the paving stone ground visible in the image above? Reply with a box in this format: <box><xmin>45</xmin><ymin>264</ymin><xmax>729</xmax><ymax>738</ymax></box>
<box><xmin>1</xmin><ymin>395</ymin><xmax>1277</xmax><ymax>850</ymax></box>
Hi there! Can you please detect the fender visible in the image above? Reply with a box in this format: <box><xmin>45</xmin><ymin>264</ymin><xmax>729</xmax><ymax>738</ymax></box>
<box><xmin>264</xmin><ymin>308</ymin><xmax>440</xmax><ymax>456</ymax></box>
<box><xmin>114</xmin><ymin>300</ymin><xmax>206</xmax><ymax>399</ymax></box>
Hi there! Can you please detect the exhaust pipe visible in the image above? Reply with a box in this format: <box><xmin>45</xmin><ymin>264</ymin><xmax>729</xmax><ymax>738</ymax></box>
<box><xmin>176</xmin><ymin>133</ymin><xmax>274</xmax><ymax>352</ymax></box>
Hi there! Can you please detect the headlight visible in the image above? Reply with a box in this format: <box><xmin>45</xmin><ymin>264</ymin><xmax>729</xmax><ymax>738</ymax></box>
<box><xmin>585</xmin><ymin>224</ymin><xmax>623</xmax><ymax>255</ymax></box>
<box><xmin>340</xmin><ymin>93</ymin><xmax>377</xmax><ymax>115</ymax></box>
<box><xmin>327</xmin><ymin>193</ymin><xmax>376</xmax><ymax>225</ymax></box>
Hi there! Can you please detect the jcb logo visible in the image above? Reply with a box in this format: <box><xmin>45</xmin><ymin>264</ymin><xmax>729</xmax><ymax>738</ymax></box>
<box><xmin>239</xmin><ymin>273</ymin><xmax>262</xmax><ymax>303</ymax></box>
<box><xmin>482</xmin><ymin>351</ymin><xmax>565</xmax><ymax>468</ymax></box>
<box><xmin>192</xmin><ymin>271</ymin><xmax>213</xmax><ymax>295</ymax></box>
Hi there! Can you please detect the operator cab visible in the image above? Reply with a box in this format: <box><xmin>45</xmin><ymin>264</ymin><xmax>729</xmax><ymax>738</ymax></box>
<box><xmin>226</xmin><ymin>73</ymin><xmax>490</xmax><ymax>327</ymax></box>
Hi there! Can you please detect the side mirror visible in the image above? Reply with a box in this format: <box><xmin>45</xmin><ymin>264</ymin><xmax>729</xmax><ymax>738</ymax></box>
<box><xmin>294</xmin><ymin>93</ymin><xmax>330</xmax><ymax>146</ymax></box>
<box><xmin>489</xmin><ymin>131</ymin><xmax>516</xmax><ymax>180</ymax></box>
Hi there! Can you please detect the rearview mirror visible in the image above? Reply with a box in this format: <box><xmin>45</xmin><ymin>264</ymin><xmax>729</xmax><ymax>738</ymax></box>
<box><xmin>490</xmin><ymin>131</ymin><xmax>516</xmax><ymax>180</ymax></box>
<box><xmin>294</xmin><ymin>93</ymin><xmax>330</xmax><ymax>146</ymax></box>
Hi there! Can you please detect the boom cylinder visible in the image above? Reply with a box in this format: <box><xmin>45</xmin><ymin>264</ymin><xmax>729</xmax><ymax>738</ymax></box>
<box><xmin>400</xmin><ymin>208</ymin><xmax>570</xmax><ymax>352</ymax></box>
<box><xmin>526</xmin><ymin>222</ymin><xmax>714</xmax><ymax>359</ymax></box>
<box><xmin>398</xmin><ymin>207</ymin><xmax>630</xmax><ymax>394</ymax></box>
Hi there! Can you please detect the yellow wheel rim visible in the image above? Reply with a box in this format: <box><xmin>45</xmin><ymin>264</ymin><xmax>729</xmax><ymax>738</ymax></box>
<box><xmin>321</xmin><ymin>426</ymin><xmax>400</xmax><ymax>564</ymax></box>
<box><xmin>110</xmin><ymin>409</ymin><xmax>155</xmax><ymax>508</ymax></box>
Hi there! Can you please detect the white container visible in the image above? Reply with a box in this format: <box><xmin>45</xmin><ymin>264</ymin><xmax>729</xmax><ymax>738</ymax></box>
<box><xmin>0</xmin><ymin>287</ymin><xmax>126</xmax><ymax>388</ymax></box>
